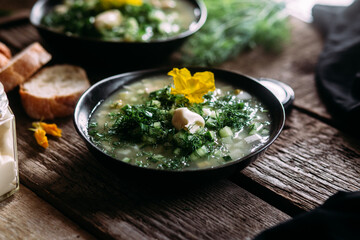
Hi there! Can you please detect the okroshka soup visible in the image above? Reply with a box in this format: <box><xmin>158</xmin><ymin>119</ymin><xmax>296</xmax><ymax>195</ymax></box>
<box><xmin>88</xmin><ymin>68</ymin><xmax>271</xmax><ymax>171</ymax></box>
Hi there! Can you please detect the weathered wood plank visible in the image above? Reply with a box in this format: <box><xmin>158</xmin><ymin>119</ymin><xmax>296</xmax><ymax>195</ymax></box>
<box><xmin>240</xmin><ymin>109</ymin><xmax>360</xmax><ymax>211</ymax></box>
<box><xmin>0</xmin><ymin>9</ymin><xmax>30</xmax><ymax>27</ymax></box>
<box><xmin>2</xmin><ymin>10</ymin><xmax>358</xmax><ymax>239</ymax></box>
<box><xmin>0</xmin><ymin>0</ymin><xmax>36</xmax><ymax>11</ymax></box>
<box><xmin>0</xmin><ymin>24</ymin><xmax>40</xmax><ymax>50</ymax></box>
<box><xmin>0</xmin><ymin>184</ymin><xmax>95</xmax><ymax>240</ymax></box>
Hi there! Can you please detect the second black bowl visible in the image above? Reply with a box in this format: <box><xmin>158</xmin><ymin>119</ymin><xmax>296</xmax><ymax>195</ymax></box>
<box><xmin>30</xmin><ymin>0</ymin><xmax>207</xmax><ymax>70</ymax></box>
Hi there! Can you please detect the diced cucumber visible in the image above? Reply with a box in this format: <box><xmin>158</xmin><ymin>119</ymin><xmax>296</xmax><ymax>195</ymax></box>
<box><xmin>150</xmin><ymin>100</ymin><xmax>161</xmax><ymax>107</ymax></box>
<box><xmin>153</xmin><ymin>122</ymin><xmax>161</xmax><ymax>128</ymax></box>
<box><xmin>219</xmin><ymin>126</ymin><xmax>233</xmax><ymax>138</ymax></box>
<box><xmin>122</xmin><ymin>157</ymin><xmax>131</xmax><ymax>163</ymax></box>
<box><xmin>195</xmin><ymin>145</ymin><xmax>208</xmax><ymax>157</ymax></box>
<box><xmin>189</xmin><ymin>145</ymin><xmax>209</xmax><ymax>161</ymax></box>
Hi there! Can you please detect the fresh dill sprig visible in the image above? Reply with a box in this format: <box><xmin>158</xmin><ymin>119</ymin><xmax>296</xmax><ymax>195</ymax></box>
<box><xmin>180</xmin><ymin>0</ymin><xmax>290</xmax><ymax>66</ymax></box>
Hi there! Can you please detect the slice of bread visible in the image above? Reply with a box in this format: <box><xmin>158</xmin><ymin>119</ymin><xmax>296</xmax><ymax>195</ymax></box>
<box><xmin>0</xmin><ymin>53</ymin><xmax>10</xmax><ymax>69</ymax></box>
<box><xmin>0</xmin><ymin>41</ymin><xmax>12</xmax><ymax>69</ymax></box>
<box><xmin>0</xmin><ymin>42</ymin><xmax>51</xmax><ymax>92</ymax></box>
<box><xmin>0</xmin><ymin>42</ymin><xmax>12</xmax><ymax>59</ymax></box>
<box><xmin>19</xmin><ymin>64</ymin><xmax>91</xmax><ymax>120</ymax></box>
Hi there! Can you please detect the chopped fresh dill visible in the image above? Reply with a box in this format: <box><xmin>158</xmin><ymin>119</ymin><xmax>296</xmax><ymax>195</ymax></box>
<box><xmin>88</xmin><ymin>81</ymin><xmax>271</xmax><ymax>171</ymax></box>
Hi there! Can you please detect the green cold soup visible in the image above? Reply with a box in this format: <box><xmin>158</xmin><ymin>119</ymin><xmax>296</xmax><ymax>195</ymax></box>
<box><xmin>88</xmin><ymin>76</ymin><xmax>271</xmax><ymax>171</ymax></box>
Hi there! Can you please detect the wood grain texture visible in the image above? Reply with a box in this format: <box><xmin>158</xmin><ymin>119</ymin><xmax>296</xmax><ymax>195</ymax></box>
<box><xmin>0</xmin><ymin>24</ymin><xmax>40</xmax><ymax>50</ymax></box>
<box><xmin>242</xmin><ymin>109</ymin><xmax>360</xmax><ymax>211</ymax></box>
<box><xmin>0</xmin><ymin>10</ymin><xmax>30</xmax><ymax>27</ymax></box>
<box><xmin>0</xmin><ymin>184</ymin><xmax>95</xmax><ymax>240</ymax></box>
<box><xmin>1</xmin><ymin>10</ymin><xmax>359</xmax><ymax>240</ymax></box>
<box><xmin>0</xmin><ymin>0</ymin><xmax>37</xmax><ymax>11</ymax></box>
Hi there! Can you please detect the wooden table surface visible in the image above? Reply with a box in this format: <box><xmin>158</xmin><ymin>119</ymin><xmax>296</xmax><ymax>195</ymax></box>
<box><xmin>1</xmin><ymin>1</ymin><xmax>360</xmax><ymax>239</ymax></box>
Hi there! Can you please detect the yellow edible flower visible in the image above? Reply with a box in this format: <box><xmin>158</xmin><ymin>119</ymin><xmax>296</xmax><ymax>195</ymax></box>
<box><xmin>39</xmin><ymin>122</ymin><xmax>62</xmax><ymax>137</ymax></box>
<box><xmin>30</xmin><ymin>121</ymin><xmax>62</xmax><ymax>149</ymax></box>
<box><xmin>168</xmin><ymin>68</ymin><xmax>216</xmax><ymax>104</ymax></box>
<box><xmin>100</xmin><ymin>0</ymin><xmax>143</xmax><ymax>9</ymax></box>
<box><xmin>34</xmin><ymin>128</ymin><xmax>49</xmax><ymax>149</ymax></box>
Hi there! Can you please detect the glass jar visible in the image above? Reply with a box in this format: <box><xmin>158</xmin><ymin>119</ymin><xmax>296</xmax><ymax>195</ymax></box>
<box><xmin>0</xmin><ymin>82</ymin><xmax>19</xmax><ymax>202</ymax></box>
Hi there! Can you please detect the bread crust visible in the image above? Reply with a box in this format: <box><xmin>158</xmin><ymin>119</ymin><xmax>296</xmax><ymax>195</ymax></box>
<box><xmin>19</xmin><ymin>90</ymin><xmax>85</xmax><ymax>119</ymax></box>
<box><xmin>0</xmin><ymin>42</ymin><xmax>11</xmax><ymax>59</ymax></box>
<box><xmin>19</xmin><ymin>64</ymin><xmax>90</xmax><ymax>120</ymax></box>
<box><xmin>0</xmin><ymin>42</ymin><xmax>51</xmax><ymax>92</ymax></box>
<box><xmin>0</xmin><ymin>42</ymin><xmax>11</xmax><ymax>69</ymax></box>
<box><xmin>0</xmin><ymin>53</ymin><xmax>9</xmax><ymax>69</ymax></box>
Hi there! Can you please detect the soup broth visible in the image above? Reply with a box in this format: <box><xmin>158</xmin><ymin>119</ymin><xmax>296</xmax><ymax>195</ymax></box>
<box><xmin>88</xmin><ymin>76</ymin><xmax>271</xmax><ymax>170</ymax></box>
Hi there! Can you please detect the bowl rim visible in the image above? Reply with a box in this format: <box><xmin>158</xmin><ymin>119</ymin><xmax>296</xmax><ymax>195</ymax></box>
<box><xmin>30</xmin><ymin>0</ymin><xmax>208</xmax><ymax>44</ymax></box>
<box><xmin>74</xmin><ymin>67</ymin><xmax>285</xmax><ymax>175</ymax></box>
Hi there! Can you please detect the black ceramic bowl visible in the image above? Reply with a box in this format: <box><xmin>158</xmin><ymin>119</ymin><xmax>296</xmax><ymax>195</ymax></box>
<box><xmin>30</xmin><ymin>0</ymin><xmax>207</xmax><ymax>69</ymax></box>
<box><xmin>74</xmin><ymin>68</ymin><xmax>285</xmax><ymax>186</ymax></box>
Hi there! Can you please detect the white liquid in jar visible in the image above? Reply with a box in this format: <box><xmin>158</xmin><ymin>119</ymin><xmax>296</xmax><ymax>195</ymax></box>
<box><xmin>0</xmin><ymin>155</ymin><xmax>16</xmax><ymax>196</ymax></box>
<box><xmin>0</xmin><ymin>107</ymin><xmax>18</xmax><ymax>199</ymax></box>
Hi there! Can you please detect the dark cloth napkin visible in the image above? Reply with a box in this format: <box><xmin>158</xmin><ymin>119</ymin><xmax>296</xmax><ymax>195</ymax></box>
<box><xmin>312</xmin><ymin>0</ymin><xmax>360</xmax><ymax>134</ymax></box>
<box><xmin>253</xmin><ymin>191</ymin><xmax>360</xmax><ymax>240</ymax></box>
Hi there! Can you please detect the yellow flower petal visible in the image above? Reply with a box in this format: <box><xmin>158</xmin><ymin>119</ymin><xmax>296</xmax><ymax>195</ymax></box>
<box><xmin>34</xmin><ymin>128</ymin><xmax>48</xmax><ymax>149</ymax></box>
<box><xmin>100</xmin><ymin>0</ymin><xmax>142</xmax><ymax>8</ymax></box>
<box><xmin>126</xmin><ymin>0</ymin><xmax>142</xmax><ymax>6</ymax></box>
<box><xmin>30</xmin><ymin>121</ymin><xmax>62</xmax><ymax>148</ymax></box>
<box><xmin>169</xmin><ymin>68</ymin><xmax>192</xmax><ymax>92</ymax></box>
<box><xmin>169</xmin><ymin>68</ymin><xmax>215</xmax><ymax>104</ymax></box>
<box><xmin>39</xmin><ymin>122</ymin><xmax>62</xmax><ymax>137</ymax></box>
<box><xmin>194</xmin><ymin>72</ymin><xmax>216</xmax><ymax>92</ymax></box>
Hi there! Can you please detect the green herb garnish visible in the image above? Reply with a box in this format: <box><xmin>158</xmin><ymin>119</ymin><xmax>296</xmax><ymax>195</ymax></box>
<box><xmin>89</xmin><ymin>83</ymin><xmax>270</xmax><ymax>171</ymax></box>
<box><xmin>180</xmin><ymin>0</ymin><xmax>290</xmax><ymax>66</ymax></box>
